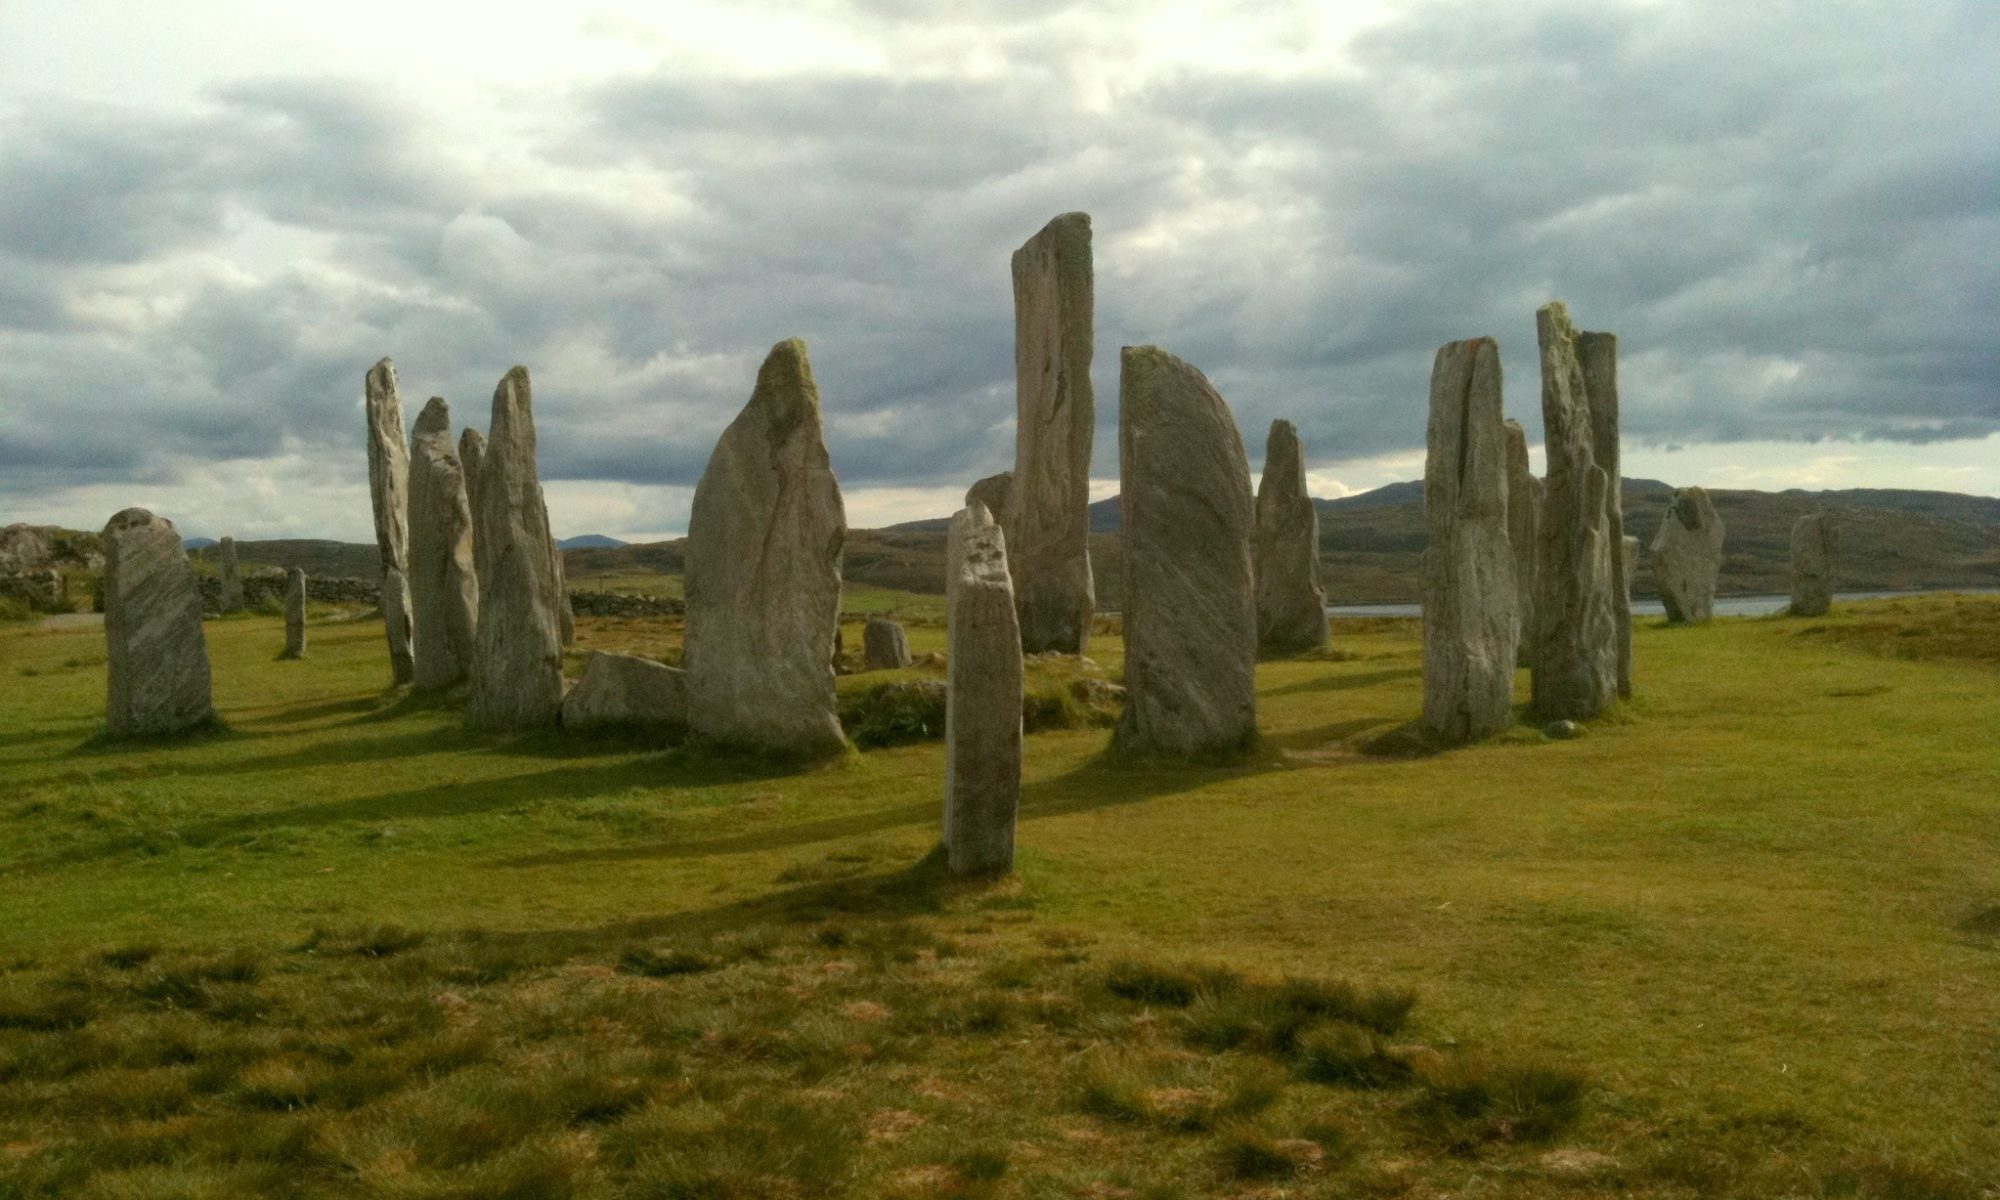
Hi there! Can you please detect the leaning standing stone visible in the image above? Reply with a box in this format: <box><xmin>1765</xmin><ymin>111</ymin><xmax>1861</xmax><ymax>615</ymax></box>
<box><xmin>217</xmin><ymin>537</ymin><xmax>243</xmax><ymax>614</ymax></box>
<box><xmin>1003</xmin><ymin>212</ymin><xmax>1096</xmax><ymax>654</ymax></box>
<box><xmin>467</xmin><ymin>368</ymin><xmax>567</xmax><ymax>729</ymax></box>
<box><xmin>1531</xmin><ymin>303</ymin><xmax>1618</xmax><ymax>722</ymax></box>
<box><xmin>683</xmin><ymin>339</ymin><xmax>848</xmax><ymax>756</ymax></box>
<box><xmin>408</xmin><ymin>397</ymin><xmax>480</xmax><ymax>690</ymax></box>
<box><xmin>1112</xmin><ymin>346</ymin><xmax>1257</xmax><ymax>758</ymax></box>
<box><xmin>863</xmin><ymin>617</ymin><xmax>912</xmax><ymax>671</ymax></box>
<box><xmin>1578</xmin><ymin>330</ymin><xmax>1630</xmax><ymax>698</ymax></box>
<box><xmin>102</xmin><ymin>508</ymin><xmax>214</xmax><ymax>736</ymax></box>
<box><xmin>1649</xmin><ymin>486</ymin><xmax>1725</xmax><ymax>623</ymax></box>
<box><xmin>1421</xmin><ymin>339</ymin><xmax>1519</xmax><ymax>742</ymax></box>
<box><xmin>1789</xmin><ymin>513</ymin><xmax>1835</xmax><ymax>617</ymax></box>
<box><xmin>282</xmin><ymin>568</ymin><xmax>307</xmax><ymax>659</ymax></box>
<box><xmin>561</xmin><ymin>651</ymin><xmax>687</xmax><ymax>730</ymax></box>
<box><xmin>945</xmin><ymin>504</ymin><xmax>1022</xmax><ymax>876</ymax></box>
<box><xmin>365</xmin><ymin>358</ymin><xmax>417</xmax><ymax>685</ymax></box>
<box><xmin>1503</xmin><ymin>420</ymin><xmax>1542</xmax><ymax>667</ymax></box>
<box><xmin>1253</xmin><ymin>419</ymin><xmax>1329</xmax><ymax>657</ymax></box>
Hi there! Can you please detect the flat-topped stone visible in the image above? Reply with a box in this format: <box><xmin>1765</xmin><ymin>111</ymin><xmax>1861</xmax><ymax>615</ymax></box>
<box><xmin>282</xmin><ymin>568</ymin><xmax>307</xmax><ymax>659</ymax></box>
<box><xmin>561</xmin><ymin>651</ymin><xmax>688</xmax><ymax>730</ymax></box>
<box><xmin>1790</xmin><ymin>513</ymin><xmax>1834</xmax><ymax>616</ymax></box>
<box><xmin>863</xmin><ymin>617</ymin><xmax>912</xmax><ymax>671</ymax></box>
<box><xmin>944</xmin><ymin>504</ymin><xmax>1022</xmax><ymax>876</ymax></box>
<box><xmin>102</xmin><ymin>508</ymin><xmax>214</xmax><ymax>736</ymax></box>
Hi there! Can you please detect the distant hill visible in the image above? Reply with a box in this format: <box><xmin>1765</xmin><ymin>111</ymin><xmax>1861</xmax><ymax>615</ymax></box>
<box><xmin>558</xmin><ymin>534</ymin><xmax>628</xmax><ymax>550</ymax></box>
<box><xmin>182</xmin><ymin>537</ymin><xmax>218</xmax><ymax>550</ymax></box>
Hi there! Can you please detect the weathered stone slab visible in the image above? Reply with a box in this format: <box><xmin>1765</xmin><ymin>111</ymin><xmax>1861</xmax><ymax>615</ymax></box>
<box><xmin>102</xmin><ymin>508</ymin><xmax>214</xmax><ymax>736</ymax></box>
<box><xmin>683</xmin><ymin>339</ymin><xmax>847</xmax><ymax>756</ymax></box>
<box><xmin>561</xmin><ymin>650</ymin><xmax>688</xmax><ymax>730</ymax></box>
<box><xmin>1622</xmin><ymin>534</ymin><xmax>1639</xmax><ymax>625</ymax></box>
<box><xmin>945</xmin><ymin>504</ymin><xmax>1022</xmax><ymax>876</ymax></box>
<box><xmin>217</xmin><ymin>537</ymin><xmax>243</xmax><ymax>614</ymax></box>
<box><xmin>1579</xmin><ymin>330</ymin><xmax>1630</xmax><ymax>699</ymax></box>
<box><xmin>408</xmin><ymin>397</ymin><xmax>479</xmax><ymax>690</ymax></box>
<box><xmin>555</xmin><ymin>547</ymin><xmax>575</xmax><ymax>647</ymax></box>
<box><xmin>966</xmin><ymin>471</ymin><xmax>1013</xmax><ymax>522</ymax></box>
<box><xmin>467</xmin><ymin>367</ymin><xmax>566</xmax><ymax>729</ymax></box>
<box><xmin>1421</xmin><ymin>338</ymin><xmax>1519</xmax><ymax>742</ymax></box>
<box><xmin>1254</xmin><ymin>419</ymin><xmax>1328</xmax><ymax>657</ymax></box>
<box><xmin>282</xmin><ymin>568</ymin><xmax>307</xmax><ymax>659</ymax></box>
<box><xmin>1790</xmin><ymin>513</ymin><xmax>1835</xmax><ymax>616</ymax></box>
<box><xmin>1112</xmin><ymin>346</ymin><xmax>1257</xmax><ymax>758</ymax></box>
<box><xmin>459</xmin><ymin>426</ymin><xmax>488</xmax><ymax>584</ymax></box>
<box><xmin>365</xmin><ymin>358</ymin><xmax>416</xmax><ymax>685</ymax></box>
<box><xmin>1504</xmin><ymin>419</ymin><xmax>1541</xmax><ymax>666</ymax></box>
<box><xmin>1648</xmin><ymin>486</ymin><xmax>1725</xmax><ymax>623</ymax></box>
<box><xmin>1003</xmin><ymin>212</ymin><xmax>1096</xmax><ymax>654</ymax></box>
<box><xmin>1531</xmin><ymin>303</ymin><xmax>1617</xmax><ymax>722</ymax></box>
<box><xmin>863</xmin><ymin>617</ymin><xmax>912</xmax><ymax>671</ymax></box>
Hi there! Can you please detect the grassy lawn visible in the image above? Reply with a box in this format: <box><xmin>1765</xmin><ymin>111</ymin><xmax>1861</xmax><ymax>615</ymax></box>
<box><xmin>0</xmin><ymin>597</ymin><xmax>1995</xmax><ymax>1197</ymax></box>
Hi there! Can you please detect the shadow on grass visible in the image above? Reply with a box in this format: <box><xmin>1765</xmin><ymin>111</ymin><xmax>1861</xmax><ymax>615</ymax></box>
<box><xmin>1260</xmin><ymin>716</ymin><xmax>1401</xmax><ymax>756</ymax></box>
<box><xmin>1259</xmin><ymin>667</ymin><xmax>1422</xmax><ymax>699</ymax></box>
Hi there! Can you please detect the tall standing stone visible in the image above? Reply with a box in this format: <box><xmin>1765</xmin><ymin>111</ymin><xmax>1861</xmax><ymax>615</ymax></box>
<box><xmin>101</xmin><ymin>508</ymin><xmax>214</xmax><ymax>736</ymax></box>
<box><xmin>468</xmin><ymin>368</ymin><xmax>566</xmax><ymax>729</ymax></box>
<box><xmin>1253</xmin><ymin>419</ymin><xmax>1328</xmax><ymax>657</ymax></box>
<box><xmin>554</xmin><ymin>544</ymin><xmax>575</xmax><ymax>646</ymax></box>
<box><xmin>1578</xmin><ymin>330</ymin><xmax>1630</xmax><ymax>699</ymax></box>
<box><xmin>1113</xmin><ymin>346</ymin><xmax>1257</xmax><ymax>758</ymax></box>
<box><xmin>944</xmin><ymin>504</ymin><xmax>1023</xmax><ymax>876</ymax></box>
<box><xmin>408</xmin><ymin>397</ymin><xmax>480</xmax><ymax>691</ymax></box>
<box><xmin>1421</xmin><ymin>339</ymin><xmax>1519</xmax><ymax>743</ymax></box>
<box><xmin>1649</xmin><ymin>486</ymin><xmax>1726</xmax><ymax>623</ymax></box>
<box><xmin>217</xmin><ymin>537</ymin><xmax>243</xmax><ymax>614</ymax></box>
<box><xmin>1531</xmin><ymin>302</ymin><xmax>1618</xmax><ymax>722</ymax></box>
<box><xmin>683</xmin><ymin>339</ymin><xmax>847</xmax><ymax>756</ymax></box>
<box><xmin>282</xmin><ymin>568</ymin><xmax>307</xmax><ymax>660</ymax></box>
<box><xmin>365</xmin><ymin>358</ymin><xmax>416</xmax><ymax>686</ymax></box>
<box><xmin>1003</xmin><ymin>212</ymin><xmax>1095</xmax><ymax>655</ymax></box>
<box><xmin>1621</xmin><ymin>534</ymin><xmax>1639</xmax><ymax>625</ymax></box>
<box><xmin>460</xmin><ymin>426</ymin><xmax>488</xmax><ymax>585</ymax></box>
<box><xmin>1503</xmin><ymin>419</ymin><xmax>1541</xmax><ymax>667</ymax></box>
<box><xmin>863</xmin><ymin>617</ymin><xmax>912</xmax><ymax>671</ymax></box>
<box><xmin>1789</xmin><ymin>513</ymin><xmax>1835</xmax><ymax>617</ymax></box>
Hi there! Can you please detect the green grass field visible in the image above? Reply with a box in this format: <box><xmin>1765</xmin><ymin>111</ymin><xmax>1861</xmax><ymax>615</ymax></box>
<box><xmin>1</xmin><ymin>596</ymin><xmax>1996</xmax><ymax>1198</ymax></box>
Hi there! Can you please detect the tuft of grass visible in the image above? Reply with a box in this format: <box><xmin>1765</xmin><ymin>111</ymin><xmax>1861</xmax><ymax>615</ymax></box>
<box><xmin>1102</xmin><ymin>959</ymin><xmax>1241</xmax><ymax>1007</ymax></box>
<box><xmin>1403</xmin><ymin>1060</ymin><xmax>1589</xmax><ymax>1153</ymax></box>
<box><xmin>618</xmin><ymin>944</ymin><xmax>719</xmax><ymax>978</ymax></box>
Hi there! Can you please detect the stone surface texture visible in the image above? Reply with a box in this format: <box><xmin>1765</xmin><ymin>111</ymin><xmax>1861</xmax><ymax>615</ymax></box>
<box><xmin>1531</xmin><ymin>303</ymin><xmax>1618</xmax><ymax>721</ymax></box>
<box><xmin>1003</xmin><ymin>212</ymin><xmax>1096</xmax><ymax>654</ymax></box>
<box><xmin>1253</xmin><ymin>419</ymin><xmax>1329</xmax><ymax>657</ymax></box>
<box><xmin>408</xmin><ymin>397</ymin><xmax>480</xmax><ymax>690</ymax></box>
<box><xmin>459</xmin><ymin>427</ymin><xmax>488</xmax><ymax>584</ymax></box>
<box><xmin>217</xmin><ymin>537</ymin><xmax>243</xmax><ymax>614</ymax></box>
<box><xmin>560</xmin><ymin>651</ymin><xmax>688</xmax><ymax>730</ymax></box>
<box><xmin>1648</xmin><ymin>486</ymin><xmax>1726</xmax><ymax>623</ymax></box>
<box><xmin>683</xmin><ymin>339</ymin><xmax>848</xmax><ymax>756</ymax></box>
<box><xmin>365</xmin><ymin>358</ymin><xmax>416</xmax><ymax>685</ymax></box>
<box><xmin>1420</xmin><ymin>338</ymin><xmax>1520</xmax><ymax>742</ymax></box>
<box><xmin>1503</xmin><ymin>419</ymin><xmax>1541</xmax><ymax>666</ymax></box>
<box><xmin>945</xmin><ymin>504</ymin><xmax>1022</xmax><ymax>876</ymax></box>
<box><xmin>1790</xmin><ymin>513</ymin><xmax>1835</xmax><ymax>616</ymax></box>
<box><xmin>1112</xmin><ymin>346</ymin><xmax>1257</xmax><ymax>758</ymax></box>
<box><xmin>467</xmin><ymin>368</ymin><xmax>567</xmax><ymax>728</ymax></box>
<box><xmin>102</xmin><ymin>508</ymin><xmax>214</xmax><ymax>736</ymax></box>
<box><xmin>1578</xmin><ymin>330</ymin><xmax>1631</xmax><ymax>698</ymax></box>
<box><xmin>863</xmin><ymin>617</ymin><xmax>912</xmax><ymax>671</ymax></box>
<box><xmin>966</xmin><ymin>471</ymin><xmax>1013</xmax><ymax>522</ymax></box>
<box><xmin>282</xmin><ymin>568</ymin><xmax>307</xmax><ymax>659</ymax></box>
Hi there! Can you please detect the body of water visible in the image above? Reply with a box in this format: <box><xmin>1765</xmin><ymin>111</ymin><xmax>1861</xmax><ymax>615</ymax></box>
<box><xmin>1327</xmin><ymin>588</ymin><xmax>1998</xmax><ymax>620</ymax></box>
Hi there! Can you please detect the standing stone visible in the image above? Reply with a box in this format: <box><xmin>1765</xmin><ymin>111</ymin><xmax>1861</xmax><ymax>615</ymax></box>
<box><xmin>1578</xmin><ymin>330</ymin><xmax>1630</xmax><ymax>698</ymax></box>
<box><xmin>1621</xmin><ymin>534</ymin><xmax>1639</xmax><ymax>627</ymax></box>
<box><xmin>468</xmin><ymin>368</ymin><xmax>566</xmax><ymax>729</ymax></box>
<box><xmin>101</xmin><ymin>508</ymin><xmax>214</xmax><ymax>736</ymax></box>
<box><xmin>1112</xmin><ymin>346</ymin><xmax>1257</xmax><ymax>758</ymax></box>
<box><xmin>459</xmin><ymin>427</ymin><xmax>488</xmax><ymax>585</ymax></box>
<box><xmin>966</xmin><ymin>471</ymin><xmax>1013</xmax><ymax>521</ymax></box>
<box><xmin>863</xmin><ymin>617</ymin><xmax>912</xmax><ymax>671</ymax></box>
<box><xmin>1003</xmin><ymin>212</ymin><xmax>1096</xmax><ymax>655</ymax></box>
<box><xmin>217</xmin><ymin>537</ymin><xmax>243</xmax><ymax>614</ymax></box>
<box><xmin>282</xmin><ymin>568</ymin><xmax>307</xmax><ymax>660</ymax></box>
<box><xmin>945</xmin><ymin>504</ymin><xmax>1023</xmax><ymax>876</ymax></box>
<box><xmin>1503</xmin><ymin>420</ymin><xmax>1542</xmax><ymax>667</ymax></box>
<box><xmin>1253</xmin><ymin>419</ymin><xmax>1328</xmax><ymax>657</ymax></box>
<box><xmin>683</xmin><ymin>339</ymin><xmax>847</xmax><ymax>756</ymax></box>
<box><xmin>365</xmin><ymin>358</ymin><xmax>417</xmax><ymax>686</ymax></box>
<box><xmin>1420</xmin><ymin>339</ymin><xmax>1519</xmax><ymax>743</ymax></box>
<box><xmin>1532</xmin><ymin>302</ymin><xmax>1618</xmax><ymax>722</ymax></box>
<box><xmin>1790</xmin><ymin>513</ymin><xmax>1835</xmax><ymax>617</ymax></box>
<box><xmin>1649</xmin><ymin>486</ymin><xmax>1726</xmax><ymax>623</ymax></box>
<box><xmin>560</xmin><ymin>651</ymin><xmax>687</xmax><ymax>730</ymax></box>
<box><xmin>554</xmin><ymin>546</ymin><xmax>575</xmax><ymax>646</ymax></box>
<box><xmin>408</xmin><ymin>397</ymin><xmax>480</xmax><ymax>690</ymax></box>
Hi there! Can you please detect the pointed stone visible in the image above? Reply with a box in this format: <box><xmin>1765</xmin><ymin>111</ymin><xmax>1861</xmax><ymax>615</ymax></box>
<box><xmin>1531</xmin><ymin>303</ymin><xmax>1618</xmax><ymax>722</ymax></box>
<box><xmin>945</xmin><ymin>504</ymin><xmax>1022</xmax><ymax>876</ymax></box>
<box><xmin>408</xmin><ymin>397</ymin><xmax>480</xmax><ymax>690</ymax></box>
<box><xmin>1789</xmin><ymin>513</ymin><xmax>1835</xmax><ymax>616</ymax></box>
<box><xmin>1578</xmin><ymin>330</ymin><xmax>1630</xmax><ymax>698</ymax></box>
<box><xmin>863</xmin><ymin>617</ymin><xmax>912</xmax><ymax>671</ymax></box>
<box><xmin>1253</xmin><ymin>419</ymin><xmax>1328</xmax><ymax>657</ymax></box>
<box><xmin>684</xmin><ymin>339</ymin><xmax>847</xmax><ymax>756</ymax></box>
<box><xmin>282</xmin><ymin>568</ymin><xmax>307</xmax><ymax>659</ymax></box>
<box><xmin>1421</xmin><ymin>338</ymin><xmax>1519</xmax><ymax>742</ymax></box>
<box><xmin>1112</xmin><ymin>346</ymin><xmax>1257</xmax><ymax>758</ymax></box>
<box><xmin>365</xmin><ymin>358</ymin><xmax>416</xmax><ymax>685</ymax></box>
<box><xmin>1004</xmin><ymin>212</ymin><xmax>1096</xmax><ymax>654</ymax></box>
<box><xmin>1503</xmin><ymin>419</ymin><xmax>1542</xmax><ymax>666</ymax></box>
<box><xmin>102</xmin><ymin>508</ymin><xmax>213</xmax><ymax>736</ymax></box>
<box><xmin>561</xmin><ymin>651</ymin><xmax>687</xmax><ymax>730</ymax></box>
<box><xmin>217</xmin><ymin>537</ymin><xmax>243</xmax><ymax>614</ymax></box>
<box><xmin>468</xmin><ymin>367</ymin><xmax>566</xmax><ymax>729</ymax></box>
<box><xmin>966</xmin><ymin>471</ymin><xmax>1013</xmax><ymax>522</ymax></box>
<box><xmin>1649</xmin><ymin>487</ymin><xmax>1725</xmax><ymax>623</ymax></box>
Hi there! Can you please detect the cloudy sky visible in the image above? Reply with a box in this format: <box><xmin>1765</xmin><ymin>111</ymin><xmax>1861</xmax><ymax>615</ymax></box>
<box><xmin>1</xmin><ymin>1</ymin><xmax>1994</xmax><ymax>543</ymax></box>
